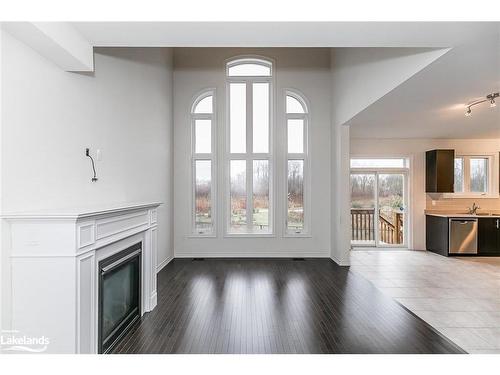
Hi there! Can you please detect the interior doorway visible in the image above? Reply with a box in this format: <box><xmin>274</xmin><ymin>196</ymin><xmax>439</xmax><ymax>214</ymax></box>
<box><xmin>350</xmin><ymin>158</ymin><xmax>409</xmax><ymax>248</ymax></box>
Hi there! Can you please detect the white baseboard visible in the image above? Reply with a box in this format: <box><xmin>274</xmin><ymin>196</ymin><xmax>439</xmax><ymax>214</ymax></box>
<box><xmin>156</xmin><ymin>255</ymin><xmax>173</xmax><ymax>273</ymax></box>
<box><xmin>174</xmin><ymin>251</ymin><xmax>330</xmax><ymax>258</ymax></box>
<box><xmin>150</xmin><ymin>291</ymin><xmax>157</xmax><ymax>310</ymax></box>
<box><xmin>330</xmin><ymin>253</ymin><xmax>351</xmax><ymax>266</ymax></box>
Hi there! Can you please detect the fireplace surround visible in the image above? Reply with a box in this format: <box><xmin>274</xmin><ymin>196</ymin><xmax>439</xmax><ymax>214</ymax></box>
<box><xmin>4</xmin><ymin>202</ymin><xmax>161</xmax><ymax>353</ymax></box>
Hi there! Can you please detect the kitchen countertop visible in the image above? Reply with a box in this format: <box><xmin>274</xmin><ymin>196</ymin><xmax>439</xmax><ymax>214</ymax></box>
<box><xmin>425</xmin><ymin>212</ymin><xmax>500</xmax><ymax>218</ymax></box>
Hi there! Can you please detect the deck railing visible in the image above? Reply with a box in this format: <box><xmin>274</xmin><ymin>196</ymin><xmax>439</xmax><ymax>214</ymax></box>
<box><xmin>351</xmin><ymin>208</ymin><xmax>403</xmax><ymax>244</ymax></box>
<box><xmin>351</xmin><ymin>208</ymin><xmax>376</xmax><ymax>241</ymax></box>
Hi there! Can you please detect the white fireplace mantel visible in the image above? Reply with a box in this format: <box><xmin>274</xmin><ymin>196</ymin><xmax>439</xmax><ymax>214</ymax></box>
<box><xmin>3</xmin><ymin>202</ymin><xmax>161</xmax><ymax>353</ymax></box>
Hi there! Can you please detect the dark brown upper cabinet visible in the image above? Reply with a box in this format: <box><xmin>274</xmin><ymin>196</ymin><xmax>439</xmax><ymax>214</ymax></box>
<box><xmin>426</xmin><ymin>149</ymin><xmax>455</xmax><ymax>193</ymax></box>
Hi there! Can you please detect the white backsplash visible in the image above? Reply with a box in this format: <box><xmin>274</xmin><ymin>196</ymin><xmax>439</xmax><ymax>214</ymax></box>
<box><xmin>426</xmin><ymin>195</ymin><xmax>500</xmax><ymax>214</ymax></box>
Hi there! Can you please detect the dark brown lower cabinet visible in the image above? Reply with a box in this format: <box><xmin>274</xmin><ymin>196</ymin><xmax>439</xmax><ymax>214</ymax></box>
<box><xmin>478</xmin><ymin>218</ymin><xmax>500</xmax><ymax>255</ymax></box>
<box><xmin>426</xmin><ymin>215</ymin><xmax>500</xmax><ymax>256</ymax></box>
<box><xmin>426</xmin><ymin>215</ymin><xmax>449</xmax><ymax>256</ymax></box>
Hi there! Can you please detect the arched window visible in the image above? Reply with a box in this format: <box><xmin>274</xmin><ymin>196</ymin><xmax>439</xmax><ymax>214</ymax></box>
<box><xmin>226</xmin><ymin>57</ymin><xmax>273</xmax><ymax>234</ymax></box>
<box><xmin>285</xmin><ymin>90</ymin><xmax>309</xmax><ymax>235</ymax></box>
<box><xmin>191</xmin><ymin>90</ymin><xmax>215</xmax><ymax>235</ymax></box>
<box><xmin>226</xmin><ymin>58</ymin><xmax>272</xmax><ymax>77</ymax></box>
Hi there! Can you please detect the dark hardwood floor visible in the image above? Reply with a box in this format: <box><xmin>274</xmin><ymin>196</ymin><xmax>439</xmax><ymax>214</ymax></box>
<box><xmin>112</xmin><ymin>258</ymin><xmax>465</xmax><ymax>354</ymax></box>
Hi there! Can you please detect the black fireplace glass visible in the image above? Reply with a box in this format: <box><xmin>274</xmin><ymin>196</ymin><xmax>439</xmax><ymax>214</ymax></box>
<box><xmin>99</xmin><ymin>243</ymin><xmax>141</xmax><ymax>353</ymax></box>
<box><xmin>102</xmin><ymin>261</ymin><xmax>138</xmax><ymax>338</ymax></box>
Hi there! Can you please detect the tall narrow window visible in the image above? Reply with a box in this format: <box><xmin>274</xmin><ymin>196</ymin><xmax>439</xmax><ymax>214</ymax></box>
<box><xmin>285</xmin><ymin>91</ymin><xmax>309</xmax><ymax>235</ymax></box>
<box><xmin>226</xmin><ymin>57</ymin><xmax>273</xmax><ymax>234</ymax></box>
<box><xmin>191</xmin><ymin>90</ymin><xmax>215</xmax><ymax>235</ymax></box>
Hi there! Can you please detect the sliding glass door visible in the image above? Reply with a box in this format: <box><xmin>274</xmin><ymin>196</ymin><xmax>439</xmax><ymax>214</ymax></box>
<box><xmin>377</xmin><ymin>173</ymin><xmax>405</xmax><ymax>247</ymax></box>
<box><xmin>350</xmin><ymin>173</ymin><xmax>376</xmax><ymax>246</ymax></box>
<box><xmin>350</xmin><ymin>163</ymin><xmax>408</xmax><ymax>248</ymax></box>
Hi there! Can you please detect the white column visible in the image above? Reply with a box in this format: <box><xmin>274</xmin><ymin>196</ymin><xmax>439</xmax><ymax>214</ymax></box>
<box><xmin>331</xmin><ymin>123</ymin><xmax>351</xmax><ymax>265</ymax></box>
<box><xmin>0</xmin><ymin>25</ymin><xmax>4</xmax><ymax>334</ymax></box>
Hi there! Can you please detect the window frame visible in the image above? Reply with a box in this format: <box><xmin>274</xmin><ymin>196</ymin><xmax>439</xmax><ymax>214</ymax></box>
<box><xmin>190</xmin><ymin>89</ymin><xmax>217</xmax><ymax>237</ymax></box>
<box><xmin>226</xmin><ymin>57</ymin><xmax>273</xmax><ymax>77</ymax></box>
<box><xmin>350</xmin><ymin>157</ymin><xmax>409</xmax><ymax>169</ymax></box>
<box><xmin>284</xmin><ymin>89</ymin><xmax>311</xmax><ymax>237</ymax></box>
<box><xmin>224</xmin><ymin>56</ymin><xmax>275</xmax><ymax>237</ymax></box>
<box><xmin>446</xmin><ymin>153</ymin><xmax>497</xmax><ymax>198</ymax></box>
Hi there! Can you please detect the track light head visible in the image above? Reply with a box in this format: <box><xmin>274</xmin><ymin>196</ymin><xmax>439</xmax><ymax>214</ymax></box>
<box><xmin>490</xmin><ymin>99</ymin><xmax>496</xmax><ymax>108</ymax></box>
<box><xmin>465</xmin><ymin>107</ymin><xmax>472</xmax><ymax>117</ymax></box>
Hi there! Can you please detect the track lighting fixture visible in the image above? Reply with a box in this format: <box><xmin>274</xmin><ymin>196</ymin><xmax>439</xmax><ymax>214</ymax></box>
<box><xmin>464</xmin><ymin>92</ymin><xmax>499</xmax><ymax>116</ymax></box>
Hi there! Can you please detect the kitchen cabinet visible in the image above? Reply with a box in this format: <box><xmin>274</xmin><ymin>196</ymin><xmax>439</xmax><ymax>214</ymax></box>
<box><xmin>425</xmin><ymin>149</ymin><xmax>455</xmax><ymax>193</ymax></box>
<box><xmin>478</xmin><ymin>218</ymin><xmax>500</xmax><ymax>255</ymax></box>
<box><xmin>426</xmin><ymin>215</ymin><xmax>449</xmax><ymax>256</ymax></box>
<box><xmin>426</xmin><ymin>215</ymin><xmax>500</xmax><ymax>256</ymax></box>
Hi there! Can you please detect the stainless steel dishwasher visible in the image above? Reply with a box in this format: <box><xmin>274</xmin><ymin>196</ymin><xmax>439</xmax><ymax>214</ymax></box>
<box><xmin>449</xmin><ymin>218</ymin><xmax>478</xmax><ymax>254</ymax></box>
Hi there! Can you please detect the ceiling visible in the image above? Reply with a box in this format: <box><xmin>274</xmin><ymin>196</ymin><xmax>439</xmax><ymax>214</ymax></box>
<box><xmin>349</xmin><ymin>35</ymin><xmax>500</xmax><ymax>139</ymax></box>
<box><xmin>71</xmin><ymin>22</ymin><xmax>499</xmax><ymax>139</ymax></box>
<box><xmin>72</xmin><ymin>22</ymin><xmax>499</xmax><ymax>47</ymax></box>
<box><xmin>6</xmin><ymin>22</ymin><xmax>498</xmax><ymax>139</ymax></box>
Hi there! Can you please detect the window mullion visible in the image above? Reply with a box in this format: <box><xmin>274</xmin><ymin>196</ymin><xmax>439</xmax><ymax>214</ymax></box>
<box><xmin>287</xmin><ymin>153</ymin><xmax>305</xmax><ymax>159</ymax></box>
<box><xmin>464</xmin><ymin>156</ymin><xmax>470</xmax><ymax>193</ymax></box>
<box><xmin>303</xmin><ymin>118</ymin><xmax>308</xmax><ymax>155</ymax></box>
<box><xmin>246</xmin><ymin>158</ymin><xmax>253</xmax><ymax>232</ymax></box>
<box><xmin>287</xmin><ymin>114</ymin><xmax>306</xmax><ymax>120</ymax></box>
<box><xmin>194</xmin><ymin>153</ymin><xmax>213</xmax><ymax>159</ymax></box>
<box><xmin>251</xmin><ymin>153</ymin><xmax>271</xmax><ymax>159</ymax></box>
<box><xmin>193</xmin><ymin>114</ymin><xmax>213</xmax><ymax>120</ymax></box>
<box><xmin>246</xmin><ymin>83</ymin><xmax>253</xmax><ymax>231</ymax></box>
<box><xmin>247</xmin><ymin>82</ymin><xmax>253</xmax><ymax>154</ymax></box>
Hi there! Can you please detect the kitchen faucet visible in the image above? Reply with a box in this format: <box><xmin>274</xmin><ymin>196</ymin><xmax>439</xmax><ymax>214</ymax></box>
<box><xmin>467</xmin><ymin>202</ymin><xmax>480</xmax><ymax>215</ymax></box>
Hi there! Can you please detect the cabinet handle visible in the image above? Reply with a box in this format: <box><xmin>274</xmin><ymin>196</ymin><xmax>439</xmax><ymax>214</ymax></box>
<box><xmin>497</xmin><ymin>219</ymin><xmax>499</xmax><ymax>229</ymax></box>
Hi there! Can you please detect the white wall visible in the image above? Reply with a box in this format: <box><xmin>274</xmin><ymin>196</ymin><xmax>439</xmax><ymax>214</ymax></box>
<box><xmin>2</xmin><ymin>22</ymin><xmax>94</xmax><ymax>71</ymax></box>
<box><xmin>1</xmin><ymin>32</ymin><xmax>174</xmax><ymax>328</ymax></box>
<box><xmin>350</xmin><ymin>138</ymin><xmax>500</xmax><ymax>250</ymax></box>
<box><xmin>173</xmin><ymin>48</ymin><xmax>332</xmax><ymax>257</ymax></box>
<box><xmin>331</xmin><ymin>47</ymin><xmax>449</xmax><ymax>126</ymax></box>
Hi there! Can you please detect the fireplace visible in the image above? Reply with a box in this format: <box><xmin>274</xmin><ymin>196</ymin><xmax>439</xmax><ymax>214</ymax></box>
<box><xmin>98</xmin><ymin>242</ymin><xmax>142</xmax><ymax>354</ymax></box>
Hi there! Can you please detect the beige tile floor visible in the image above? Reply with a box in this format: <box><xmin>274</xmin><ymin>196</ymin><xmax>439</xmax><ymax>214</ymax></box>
<box><xmin>349</xmin><ymin>249</ymin><xmax>500</xmax><ymax>354</ymax></box>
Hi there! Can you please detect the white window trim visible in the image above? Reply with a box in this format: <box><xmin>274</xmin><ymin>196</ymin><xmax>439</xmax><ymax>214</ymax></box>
<box><xmin>224</xmin><ymin>56</ymin><xmax>275</xmax><ymax>237</ymax></box>
<box><xmin>284</xmin><ymin>89</ymin><xmax>311</xmax><ymax>237</ymax></box>
<box><xmin>443</xmin><ymin>152</ymin><xmax>499</xmax><ymax>199</ymax></box>
<box><xmin>350</xmin><ymin>157</ymin><xmax>410</xmax><ymax>169</ymax></box>
<box><xmin>190</xmin><ymin>88</ymin><xmax>217</xmax><ymax>237</ymax></box>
